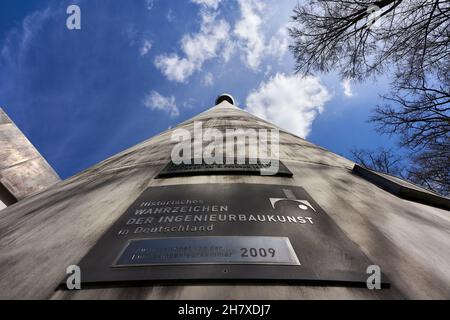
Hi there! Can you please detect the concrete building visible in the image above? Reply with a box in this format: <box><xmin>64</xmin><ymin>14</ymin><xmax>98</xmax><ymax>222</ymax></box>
<box><xmin>0</xmin><ymin>95</ymin><xmax>449</xmax><ymax>299</ymax></box>
<box><xmin>0</xmin><ymin>108</ymin><xmax>60</xmax><ymax>211</ymax></box>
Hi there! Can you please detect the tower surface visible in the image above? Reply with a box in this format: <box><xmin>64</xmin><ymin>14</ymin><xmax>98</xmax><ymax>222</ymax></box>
<box><xmin>0</xmin><ymin>99</ymin><xmax>449</xmax><ymax>299</ymax></box>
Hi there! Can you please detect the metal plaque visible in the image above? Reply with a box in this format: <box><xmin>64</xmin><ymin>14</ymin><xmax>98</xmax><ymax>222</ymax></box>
<box><xmin>157</xmin><ymin>158</ymin><xmax>293</xmax><ymax>178</ymax></box>
<box><xmin>71</xmin><ymin>184</ymin><xmax>389</xmax><ymax>288</ymax></box>
<box><xmin>114</xmin><ymin>236</ymin><xmax>300</xmax><ymax>267</ymax></box>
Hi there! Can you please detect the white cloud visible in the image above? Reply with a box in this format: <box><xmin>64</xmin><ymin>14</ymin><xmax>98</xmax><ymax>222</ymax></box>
<box><xmin>154</xmin><ymin>55</ymin><xmax>195</xmax><ymax>83</ymax></box>
<box><xmin>267</xmin><ymin>25</ymin><xmax>289</xmax><ymax>60</ymax></box>
<box><xmin>155</xmin><ymin>9</ymin><xmax>231</xmax><ymax>82</ymax></box>
<box><xmin>233</xmin><ymin>1</ymin><xmax>290</xmax><ymax>70</ymax></box>
<box><xmin>139</xmin><ymin>39</ymin><xmax>152</xmax><ymax>56</ymax></box>
<box><xmin>1</xmin><ymin>8</ymin><xmax>52</xmax><ymax>68</ymax></box>
<box><xmin>191</xmin><ymin>0</ymin><xmax>222</xmax><ymax>9</ymax></box>
<box><xmin>146</xmin><ymin>0</ymin><xmax>154</xmax><ymax>10</ymax></box>
<box><xmin>245</xmin><ymin>73</ymin><xmax>332</xmax><ymax>138</ymax></box>
<box><xmin>234</xmin><ymin>0</ymin><xmax>265</xmax><ymax>70</ymax></box>
<box><xmin>143</xmin><ymin>91</ymin><xmax>179</xmax><ymax>117</ymax></box>
<box><xmin>203</xmin><ymin>72</ymin><xmax>214</xmax><ymax>86</ymax></box>
<box><xmin>155</xmin><ymin>0</ymin><xmax>291</xmax><ymax>81</ymax></box>
<box><xmin>221</xmin><ymin>39</ymin><xmax>235</xmax><ymax>62</ymax></box>
<box><xmin>341</xmin><ymin>78</ymin><xmax>353</xmax><ymax>97</ymax></box>
<box><xmin>166</xmin><ymin>8</ymin><xmax>175</xmax><ymax>22</ymax></box>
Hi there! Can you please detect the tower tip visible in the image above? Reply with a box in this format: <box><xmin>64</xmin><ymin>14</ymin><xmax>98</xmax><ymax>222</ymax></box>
<box><xmin>215</xmin><ymin>93</ymin><xmax>235</xmax><ymax>106</ymax></box>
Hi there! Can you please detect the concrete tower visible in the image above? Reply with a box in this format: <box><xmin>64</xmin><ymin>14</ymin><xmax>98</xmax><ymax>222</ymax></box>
<box><xmin>0</xmin><ymin>108</ymin><xmax>60</xmax><ymax>211</ymax></box>
<box><xmin>0</xmin><ymin>95</ymin><xmax>449</xmax><ymax>299</ymax></box>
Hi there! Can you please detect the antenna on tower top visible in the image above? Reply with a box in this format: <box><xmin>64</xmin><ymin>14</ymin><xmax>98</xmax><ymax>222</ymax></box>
<box><xmin>215</xmin><ymin>93</ymin><xmax>235</xmax><ymax>105</ymax></box>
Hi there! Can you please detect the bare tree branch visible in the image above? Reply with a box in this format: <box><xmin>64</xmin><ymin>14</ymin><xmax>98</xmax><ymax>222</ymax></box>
<box><xmin>290</xmin><ymin>0</ymin><xmax>450</xmax><ymax>196</ymax></box>
<box><xmin>350</xmin><ymin>147</ymin><xmax>407</xmax><ymax>176</ymax></box>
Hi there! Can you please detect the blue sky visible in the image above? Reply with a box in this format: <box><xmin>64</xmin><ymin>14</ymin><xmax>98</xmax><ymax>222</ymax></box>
<box><xmin>0</xmin><ymin>0</ymin><xmax>399</xmax><ymax>179</ymax></box>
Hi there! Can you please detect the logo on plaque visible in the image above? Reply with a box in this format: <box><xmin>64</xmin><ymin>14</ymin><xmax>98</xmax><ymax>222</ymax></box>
<box><xmin>269</xmin><ymin>188</ymin><xmax>316</xmax><ymax>212</ymax></box>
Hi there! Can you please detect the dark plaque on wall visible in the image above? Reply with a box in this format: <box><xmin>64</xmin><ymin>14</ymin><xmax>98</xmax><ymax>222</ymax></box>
<box><xmin>70</xmin><ymin>184</ymin><xmax>388</xmax><ymax>288</ymax></box>
<box><xmin>157</xmin><ymin>158</ymin><xmax>293</xmax><ymax>178</ymax></box>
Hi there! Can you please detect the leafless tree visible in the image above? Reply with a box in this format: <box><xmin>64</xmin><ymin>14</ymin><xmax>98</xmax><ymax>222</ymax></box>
<box><xmin>407</xmin><ymin>143</ymin><xmax>450</xmax><ymax>195</ymax></box>
<box><xmin>350</xmin><ymin>147</ymin><xmax>406</xmax><ymax>176</ymax></box>
<box><xmin>289</xmin><ymin>0</ymin><xmax>449</xmax><ymax>80</ymax></box>
<box><xmin>372</xmin><ymin>78</ymin><xmax>449</xmax><ymax>151</ymax></box>
<box><xmin>290</xmin><ymin>0</ymin><xmax>450</xmax><ymax>195</ymax></box>
<box><xmin>351</xmin><ymin>146</ymin><xmax>449</xmax><ymax>195</ymax></box>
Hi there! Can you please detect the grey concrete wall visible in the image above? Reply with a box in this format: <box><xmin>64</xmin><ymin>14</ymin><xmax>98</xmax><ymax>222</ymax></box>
<box><xmin>0</xmin><ymin>108</ymin><xmax>60</xmax><ymax>204</ymax></box>
<box><xmin>0</xmin><ymin>101</ymin><xmax>448</xmax><ymax>299</ymax></box>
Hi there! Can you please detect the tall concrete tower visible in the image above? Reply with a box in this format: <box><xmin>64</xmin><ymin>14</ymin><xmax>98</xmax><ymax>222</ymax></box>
<box><xmin>0</xmin><ymin>108</ymin><xmax>60</xmax><ymax>211</ymax></box>
<box><xmin>0</xmin><ymin>95</ymin><xmax>449</xmax><ymax>299</ymax></box>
